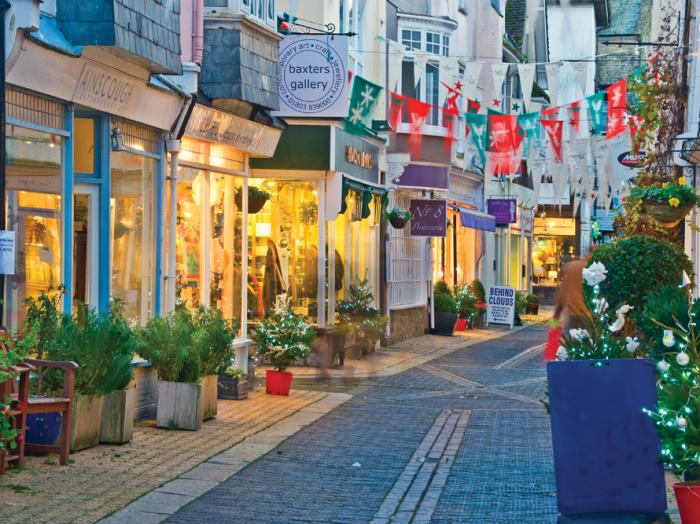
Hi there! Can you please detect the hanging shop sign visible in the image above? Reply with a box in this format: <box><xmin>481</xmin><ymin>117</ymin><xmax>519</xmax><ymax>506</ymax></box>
<box><xmin>395</xmin><ymin>164</ymin><xmax>449</xmax><ymax>190</ymax></box>
<box><xmin>276</xmin><ymin>35</ymin><xmax>349</xmax><ymax>117</ymax></box>
<box><xmin>487</xmin><ymin>198</ymin><xmax>517</xmax><ymax>226</ymax></box>
<box><xmin>617</xmin><ymin>150</ymin><xmax>647</xmax><ymax>169</ymax></box>
<box><xmin>334</xmin><ymin>126</ymin><xmax>380</xmax><ymax>183</ymax></box>
<box><xmin>185</xmin><ymin>105</ymin><xmax>282</xmax><ymax>157</ymax></box>
<box><xmin>409</xmin><ymin>199</ymin><xmax>447</xmax><ymax>237</ymax></box>
<box><xmin>486</xmin><ymin>286</ymin><xmax>515</xmax><ymax>328</ymax></box>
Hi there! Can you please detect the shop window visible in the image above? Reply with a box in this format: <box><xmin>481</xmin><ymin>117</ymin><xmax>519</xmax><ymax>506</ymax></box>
<box><xmin>174</xmin><ymin>167</ymin><xmax>205</xmax><ymax>310</ymax></box>
<box><xmin>110</xmin><ymin>151</ymin><xmax>157</xmax><ymax>325</ymax></box>
<box><xmin>247</xmin><ymin>180</ymin><xmax>320</xmax><ymax>323</ymax></box>
<box><xmin>74</xmin><ymin>118</ymin><xmax>95</xmax><ymax>174</ymax></box>
<box><xmin>5</xmin><ymin>126</ymin><xmax>63</xmax><ymax>329</ymax></box>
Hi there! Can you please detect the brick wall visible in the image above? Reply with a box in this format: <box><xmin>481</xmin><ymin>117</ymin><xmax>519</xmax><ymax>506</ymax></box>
<box><xmin>389</xmin><ymin>307</ymin><xmax>428</xmax><ymax>345</ymax></box>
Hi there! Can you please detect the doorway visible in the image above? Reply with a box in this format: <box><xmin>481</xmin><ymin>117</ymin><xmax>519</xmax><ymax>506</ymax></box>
<box><xmin>73</xmin><ymin>184</ymin><xmax>99</xmax><ymax>310</ymax></box>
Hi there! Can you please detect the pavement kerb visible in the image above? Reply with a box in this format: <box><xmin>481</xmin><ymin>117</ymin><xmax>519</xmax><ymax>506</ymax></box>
<box><xmin>99</xmin><ymin>392</ymin><xmax>352</xmax><ymax>524</ymax></box>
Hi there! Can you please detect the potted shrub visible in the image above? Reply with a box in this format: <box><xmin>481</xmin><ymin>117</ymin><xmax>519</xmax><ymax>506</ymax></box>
<box><xmin>337</xmin><ymin>280</ymin><xmax>387</xmax><ymax>356</ymax></box>
<box><xmin>252</xmin><ymin>308</ymin><xmax>315</xmax><ymax>396</ymax></box>
<box><xmin>454</xmin><ymin>285</ymin><xmax>477</xmax><ymax>331</ymax></box>
<box><xmin>235</xmin><ymin>185</ymin><xmax>271</xmax><ymax>214</ymax></box>
<box><xmin>433</xmin><ymin>281</ymin><xmax>458</xmax><ymax>336</ymax></box>
<box><xmin>386</xmin><ymin>208</ymin><xmax>412</xmax><ymax>229</ymax></box>
<box><xmin>137</xmin><ymin>308</ymin><xmax>203</xmax><ymax>431</ymax></box>
<box><xmin>217</xmin><ymin>367</ymin><xmax>248</xmax><ymax>400</ymax></box>
<box><xmin>548</xmin><ymin>262</ymin><xmax>667</xmax><ymax>515</ymax></box>
<box><xmin>468</xmin><ymin>280</ymin><xmax>487</xmax><ymax>328</ymax></box>
<box><xmin>192</xmin><ymin>307</ymin><xmax>236</xmax><ymax>419</ymax></box>
<box><xmin>525</xmin><ymin>294</ymin><xmax>540</xmax><ymax>314</ymax></box>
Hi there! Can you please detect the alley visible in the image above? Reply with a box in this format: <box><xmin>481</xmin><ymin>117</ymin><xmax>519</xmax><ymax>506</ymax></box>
<box><xmin>167</xmin><ymin>327</ymin><xmax>556</xmax><ymax>523</ymax></box>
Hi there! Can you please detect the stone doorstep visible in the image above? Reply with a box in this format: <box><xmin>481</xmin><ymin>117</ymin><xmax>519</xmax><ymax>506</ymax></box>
<box><xmin>100</xmin><ymin>392</ymin><xmax>352</xmax><ymax>523</ymax></box>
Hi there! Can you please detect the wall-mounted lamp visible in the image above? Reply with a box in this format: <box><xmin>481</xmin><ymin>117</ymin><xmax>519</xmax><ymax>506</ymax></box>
<box><xmin>111</xmin><ymin>127</ymin><xmax>125</xmax><ymax>151</ymax></box>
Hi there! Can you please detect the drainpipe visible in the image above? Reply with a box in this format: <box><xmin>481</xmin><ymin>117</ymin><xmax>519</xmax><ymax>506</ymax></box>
<box><xmin>192</xmin><ymin>0</ymin><xmax>204</xmax><ymax>64</ymax></box>
<box><xmin>166</xmin><ymin>141</ymin><xmax>181</xmax><ymax>312</ymax></box>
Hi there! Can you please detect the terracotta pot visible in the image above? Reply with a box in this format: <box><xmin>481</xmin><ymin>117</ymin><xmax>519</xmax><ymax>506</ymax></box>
<box><xmin>674</xmin><ymin>482</ymin><xmax>700</xmax><ymax>523</ymax></box>
<box><xmin>643</xmin><ymin>199</ymin><xmax>694</xmax><ymax>227</ymax></box>
<box><xmin>266</xmin><ymin>370</ymin><xmax>293</xmax><ymax>396</ymax></box>
<box><xmin>455</xmin><ymin>318</ymin><xmax>468</xmax><ymax>331</ymax></box>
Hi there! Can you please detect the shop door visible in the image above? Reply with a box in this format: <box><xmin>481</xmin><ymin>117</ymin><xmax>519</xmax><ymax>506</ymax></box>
<box><xmin>73</xmin><ymin>184</ymin><xmax>99</xmax><ymax>309</ymax></box>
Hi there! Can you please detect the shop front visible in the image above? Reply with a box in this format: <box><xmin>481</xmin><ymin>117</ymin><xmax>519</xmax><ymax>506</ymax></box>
<box><xmin>532</xmin><ymin>216</ymin><xmax>578</xmax><ymax>302</ymax></box>
<box><xmin>5</xmin><ymin>29</ymin><xmax>187</xmax><ymax>328</ymax></box>
<box><xmin>250</xmin><ymin>123</ymin><xmax>386</xmax><ymax>340</ymax></box>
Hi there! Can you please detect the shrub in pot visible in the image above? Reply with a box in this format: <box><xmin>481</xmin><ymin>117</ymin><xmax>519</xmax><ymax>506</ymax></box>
<box><xmin>218</xmin><ymin>367</ymin><xmax>248</xmax><ymax>400</ymax></box>
<box><xmin>468</xmin><ymin>280</ymin><xmax>487</xmax><ymax>328</ymax></box>
<box><xmin>525</xmin><ymin>294</ymin><xmax>540</xmax><ymax>314</ymax></box>
<box><xmin>252</xmin><ymin>308</ymin><xmax>315</xmax><ymax>396</ymax></box>
<box><xmin>454</xmin><ymin>285</ymin><xmax>478</xmax><ymax>331</ymax></box>
<box><xmin>548</xmin><ymin>263</ymin><xmax>666</xmax><ymax>515</ymax></box>
<box><xmin>433</xmin><ymin>281</ymin><xmax>458</xmax><ymax>336</ymax></box>
<box><xmin>337</xmin><ymin>280</ymin><xmax>387</xmax><ymax>356</ymax></box>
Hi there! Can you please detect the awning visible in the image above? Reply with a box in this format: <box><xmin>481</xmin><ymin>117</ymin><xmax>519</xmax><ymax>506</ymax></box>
<box><xmin>449</xmin><ymin>204</ymin><xmax>496</xmax><ymax>232</ymax></box>
<box><xmin>341</xmin><ymin>176</ymin><xmax>388</xmax><ymax>218</ymax></box>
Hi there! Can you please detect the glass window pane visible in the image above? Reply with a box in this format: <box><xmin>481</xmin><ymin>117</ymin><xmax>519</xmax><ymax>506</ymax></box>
<box><xmin>248</xmin><ymin>180</ymin><xmax>319</xmax><ymax>323</ymax></box>
<box><xmin>442</xmin><ymin>35</ymin><xmax>450</xmax><ymax>57</ymax></box>
<box><xmin>74</xmin><ymin>118</ymin><xmax>95</xmax><ymax>174</ymax></box>
<box><xmin>426</xmin><ymin>32</ymin><xmax>440</xmax><ymax>55</ymax></box>
<box><xmin>5</xmin><ymin>126</ymin><xmax>63</xmax><ymax>329</ymax></box>
<box><xmin>210</xmin><ymin>173</ymin><xmax>243</xmax><ymax>336</ymax></box>
<box><xmin>110</xmin><ymin>151</ymin><xmax>157</xmax><ymax>324</ymax></box>
<box><xmin>426</xmin><ymin>63</ymin><xmax>440</xmax><ymax>124</ymax></box>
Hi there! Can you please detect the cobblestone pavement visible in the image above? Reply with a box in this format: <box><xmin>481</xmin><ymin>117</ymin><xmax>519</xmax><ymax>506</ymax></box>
<box><xmin>168</xmin><ymin>327</ymin><xmax>560</xmax><ymax>523</ymax></box>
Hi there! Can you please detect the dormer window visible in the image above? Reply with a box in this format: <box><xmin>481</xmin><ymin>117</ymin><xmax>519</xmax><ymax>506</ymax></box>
<box><xmin>402</xmin><ymin>30</ymin><xmax>422</xmax><ymax>50</ymax></box>
<box><xmin>241</xmin><ymin>0</ymin><xmax>276</xmax><ymax>27</ymax></box>
<box><xmin>403</xmin><ymin>28</ymin><xmax>450</xmax><ymax>56</ymax></box>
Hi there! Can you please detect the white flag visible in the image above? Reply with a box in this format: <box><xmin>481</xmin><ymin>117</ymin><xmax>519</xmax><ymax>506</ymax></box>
<box><xmin>517</xmin><ymin>63</ymin><xmax>537</xmax><ymax>109</ymax></box>
<box><xmin>388</xmin><ymin>41</ymin><xmax>405</xmax><ymax>91</ymax></box>
<box><xmin>569</xmin><ymin>61</ymin><xmax>590</xmax><ymax>96</ymax></box>
<box><xmin>545</xmin><ymin>62</ymin><xmax>561</xmax><ymax>107</ymax></box>
<box><xmin>413</xmin><ymin>51</ymin><xmax>429</xmax><ymax>87</ymax></box>
<box><xmin>491</xmin><ymin>63</ymin><xmax>510</xmax><ymax>99</ymax></box>
<box><xmin>463</xmin><ymin>61</ymin><xmax>483</xmax><ymax>101</ymax></box>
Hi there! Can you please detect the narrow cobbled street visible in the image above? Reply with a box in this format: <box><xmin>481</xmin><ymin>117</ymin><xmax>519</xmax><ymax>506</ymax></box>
<box><xmin>167</xmin><ymin>326</ymin><xmax>556</xmax><ymax>523</ymax></box>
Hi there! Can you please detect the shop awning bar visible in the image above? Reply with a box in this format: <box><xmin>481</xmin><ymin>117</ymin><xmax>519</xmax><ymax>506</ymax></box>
<box><xmin>450</xmin><ymin>204</ymin><xmax>497</xmax><ymax>233</ymax></box>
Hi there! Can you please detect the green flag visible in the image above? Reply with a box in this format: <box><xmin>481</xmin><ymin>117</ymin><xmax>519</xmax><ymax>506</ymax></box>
<box><xmin>345</xmin><ymin>75</ymin><xmax>383</xmax><ymax>135</ymax></box>
<box><xmin>586</xmin><ymin>91</ymin><xmax>607</xmax><ymax>135</ymax></box>
<box><xmin>518</xmin><ymin>112</ymin><xmax>541</xmax><ymax>153</ymax></box>
<box><xmin>466</xmin><ymin>112</ymin><xmax>487</xmax><ymax>164</ymax></box>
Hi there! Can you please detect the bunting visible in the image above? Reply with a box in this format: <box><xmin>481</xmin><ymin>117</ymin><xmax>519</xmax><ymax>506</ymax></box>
<box><xmin>407</xmin><ymin>97</ymin><xmax>431</xmax><ymax>158</ymax></box>
<box><xmin>462</xmin><ymin>62</ymin><xmax>483</xmax><ymax>101</ymax></box>
<box><xmin>545</xmin><ymin>62</ymin><xmax>561</xmax><ymax>107</ymax></box>
<box><xmin>570</xmin><ymin>61</ymin><xmax>590</xmax><ymax>96</ymax></box>
<box><xmin>518</xmin><ymin>112</ymin><xmax>541</xmax><ymax>152</ymax></box>
<box><xmin>345</xmin><ymin>75</ymin><xmax>383</xmax><ymax>135</ymax></box>
<box><xmin>541</xmin><ymin>119</ymin><xmax>564</xmax><ymax>162</ymax></box>
<box><xmin>517</xmin><ymin>63</ymin><xmax>537</xmax><ymax>109</ymax></box>
<box><xmin>586</xmin><ymin>91</ymin><xmax>607</xmax><ymax>135</ymax></box>
<box><xmin>388</xmin><ymin>91</ymin><xmax>405</xmax><ymax>130</ymax></box>
<box><xmin>490</xmin><ymin>63</ymin><xmax>510</xmax><ymax>101</ymax></box>
<box><xmin>466</xmin><ymin>112</ymin><xmax>488</xmax><ymax>164</ymax></box>
<box><xmin>606</xmin><ymin>79</ymin><xmax>627</xmax><ymax>140</ymax></box>
<box><xmin>568</xmin><ymin>101</ymin><xmax>581</xmax><ymax>135</ymax></box>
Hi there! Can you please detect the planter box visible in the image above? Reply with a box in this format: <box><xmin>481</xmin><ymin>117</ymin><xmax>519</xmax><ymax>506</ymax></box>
<box><xmin>156</xmin><ymin>381</ymin><xmax>203</xmax><ymax>431</ymax></box>
<box><xmin>100</xmin><ymin>387</ymin><xmax>135</xmax><ymax>444</ymax></box>
<box><xmin>547</xmin><ymin>359</ymin><xmax>666</xmax><ymax>515</ymax></box>
<box><xmin>200</xmin><ymin>375</ymin><xmax>218</xmax><ymax>420</ymax></box>
<box><xmin>434</xmin><ymin>312</ymin><xmax>458</xmax><ymax>336</ymax></box>
<box><xmin>525</xmin><ymin>302</ymin><xmax>539</xmax><ymax>314</ymax></box>
<box><xmin>217</xmin><ymin>375</ymin><xmax>248</xmax><ymax>400</ymax></box>
<box><xmin>71</xmin><ymin>394</ymin><xmax>104</xmax><ymax>452</ymax></box>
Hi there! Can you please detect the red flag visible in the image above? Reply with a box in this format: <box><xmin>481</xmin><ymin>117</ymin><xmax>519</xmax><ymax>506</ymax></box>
<box><xmin>443</xmin><ymin>106</ymin><xmax>459</xmax><ymax>154</ymax></box>
<box><xmin>568</xmin><ymin>101</ymin><xmax>581</xmax><ymax>134</ymax></box>
<box><xmin>467</xmin><ymin>98</ymin><xmax>481</xmax><ymax>113</ymax></box>
<box><xmin>606</xmin><ymin>108</ymin><xmax>627</xmax><ymax>140</ymax></box>
<box><xmin>388</xmin><ymin>91</ymin><xmax>405</xmax><ymax>130</ymax></box>
<box><xmin>607</xmin><ymin>79</ymin><xmax>627</xmax><ymax>111</ymax></box>
<box><xmin>541</xmin><ymin>119</ymin><xmax>564</xmax><ymax>161</ymax></box>
<box><xmin>541</xmin><ymin>106</ymin><xmax>559</xmax><ymax>120</ymax></box>
<box><xmin>407</xmin><ymin>97</ymin><xmax>431</xmax><ymax>158</ymax></box>
<box><xmin>487</xmin><ymin>114</ymin><xmax>522</xmax><ymax>153</ymax></box>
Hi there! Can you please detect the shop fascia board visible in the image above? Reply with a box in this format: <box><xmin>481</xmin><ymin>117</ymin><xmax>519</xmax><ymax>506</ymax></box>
<box><xmin>282</xmin><ymin>119</ymin><xmax>386</xmax><ymax>146</ymax></box>
<box><xmin>248</xmin><ymin>169</ymin><xmax>328</xmax><ymax>180</ymax></box>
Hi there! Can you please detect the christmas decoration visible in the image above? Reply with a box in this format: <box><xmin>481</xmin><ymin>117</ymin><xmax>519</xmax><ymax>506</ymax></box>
<box><xmin>345</xmin><ymin>75</ymin><xmax>383</xmax><ymax>136</ymax></box>
<box><xmin>466</xmin><ymin>112</ymin><xmax>488</xmax><ymax>164</ymax></box>
<box><xmin>388</xmin><ymin>91</ymin><xmax>405</xmax><ymax>130</ymax></box>
<box><xmin>541</xmin><ymin>120</ymin><xmax>564</xmax><ymax>161</ymax></box>
<box><xmin>586</xmin><ymin>91</ymin><xmax>607</xmax><ymax>135</ymax></box>
<box><xmin>251</xmin><ymin>306</ymin><xmax>315</xmax><ymax>372</ymax></box>
<box><xmin>663</xmin><ymin>329</ymin><xmax>676</xmax><ymax>347</ymax></box>
<box><xmin>657</xmin><ymin>360</ymin><xmax>670</xmax><ymax>372</ymax></box>
<box><xmin>676</xmin><ymin>351</ymin><xmax>690</xmax><ymax>366</ymax></box>
<box><xmin>406</xmin><ymin>97</ymin><xmax>431</xmax><ymax>158</ymax></box>
<box><xmin>568</xmin><ymin>101</ymin><xmax>581</xmax><ymax>134</ymax></box>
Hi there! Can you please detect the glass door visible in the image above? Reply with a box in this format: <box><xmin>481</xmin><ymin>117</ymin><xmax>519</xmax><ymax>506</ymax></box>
<box><xmin>73</xmin><ymin>184</ymin><xmax>99</xmax><ymax>310</ymax></box>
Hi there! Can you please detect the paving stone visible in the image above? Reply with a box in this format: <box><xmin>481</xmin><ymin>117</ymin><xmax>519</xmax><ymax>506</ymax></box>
<box><xmin>156</xmin><ymin>479</ymin><xmax>220</xmax><ymax>497</ymax></box>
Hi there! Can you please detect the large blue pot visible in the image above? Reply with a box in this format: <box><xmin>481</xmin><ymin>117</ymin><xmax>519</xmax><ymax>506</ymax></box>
<box><xmin>547</xmin><ymin>359</ymin><xmax>666</xmax><ymax>515</ymax></box>
<box><xmin>25</xmin><ymin>412</ymin><xmax>62</xmax><ymax>447</ymax></box>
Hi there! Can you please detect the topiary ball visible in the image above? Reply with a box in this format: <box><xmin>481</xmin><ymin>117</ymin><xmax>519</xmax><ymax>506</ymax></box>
<box><xmin>586</xmin><ymin>235</ymin><xmax>693</xmax><ymax>321</ymax></box>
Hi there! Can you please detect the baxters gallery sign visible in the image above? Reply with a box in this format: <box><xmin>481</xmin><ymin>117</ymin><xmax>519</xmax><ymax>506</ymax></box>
<box><xmin>276</xmin><ymin>35</ymin><xmax>349</xmax><ymax>117</ymax></box>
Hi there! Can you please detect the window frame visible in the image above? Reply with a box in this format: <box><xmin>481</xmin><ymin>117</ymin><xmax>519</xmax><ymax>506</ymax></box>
<box><xmin>401</xmin><ymin>29</ymin><xmax>422</xmax><ymax>51</ymax></box>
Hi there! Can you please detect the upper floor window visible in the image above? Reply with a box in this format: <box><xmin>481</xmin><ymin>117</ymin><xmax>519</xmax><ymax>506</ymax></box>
<box><xmin>402</xmin><ymin>30</ymin><xmax>421</xmax><ymax>50</ymax></box>
<box><xmin>491</xmin><ymin>0</ymin><xmax>501</xmax><ymax>14</ymax></box>
<box><xmin>426</xmin><ymin>32</ymin><xmax>441</xmax><ymax>55</ymax></box>
<box><xmin>242</xmin><ymin>0</ymin><xmax>276</xmax><ymax>26</ymax></box>
<box><xmin>442</xmin><ymin>35</ymin><xmax>450</xmax><ymax>57</ymax></box>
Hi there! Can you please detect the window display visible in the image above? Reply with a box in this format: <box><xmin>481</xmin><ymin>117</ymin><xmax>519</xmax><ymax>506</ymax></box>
<box><xmin>247</xmin><ymin>179</ymin><xmax>320</xmax><ymax>322</ymax></box>
<box><xmin>110</xmin><ymin>151</ymin><xmax>157</xmax><ymax>324</ymax></box>
<box><xmin>432</xmin><ymin>210</ymin><xmax>481</xmax><ymax>288</ymax></box>
<box><xmin>5</xmin><ymin>126</ymin><xmax>63</xmax><ymax>328</ymax></box>
<box><xmin>533</xmin><ymin>218</ymin><xmax>577</xmax><ymax>285</ymax></box>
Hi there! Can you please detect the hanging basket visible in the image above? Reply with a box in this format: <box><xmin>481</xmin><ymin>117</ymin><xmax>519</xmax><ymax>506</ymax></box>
<box><xmin>642</xmin><ymin>199</ymin><xmax>694</xmax><ymax>228</ymax></box>
<box><xmin>389</xmin><ymin>215</ymin><xmax>410</xmax><ymax>229</ymax></box>
<box><xmin>235</xmin><ymin>193</ymin><xmax>270</xmax><ymax>214</ymax></box>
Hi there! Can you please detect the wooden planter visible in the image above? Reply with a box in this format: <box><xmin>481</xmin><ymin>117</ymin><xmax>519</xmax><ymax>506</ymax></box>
<box><xmin>525</xmin><ymin>302</ymin><xmax>539</xmax><ymax>314</ymax></box>
<box><xmin>71</xmin><ymin>394</ymin><xmax>104</xmax><ymax>452</ymax></box>
<box><xmin>217</xmin><ymin>376</ymin><xmax>248</xmax><ymax>400</ymax></box>
<box><xmin>643</xmin><ymin>199</ymin><xmax>694</xmax><ymax>227</ymax></box>
<box><xmin>100</xmin><ymin>387</ymin><xmax>135</xmax><ymax>444</ymax></box>
<box><xmin>200</xmin><ymin>375</ymin><xmax>218</xmax><ymax>420</ymax></box>
<box><xmin>156</xmin><ymin>381</ymin><xmax>203</xmax><ymax>431</ymax></box>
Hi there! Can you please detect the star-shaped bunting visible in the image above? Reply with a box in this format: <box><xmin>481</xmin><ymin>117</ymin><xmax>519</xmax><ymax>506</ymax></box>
<box><xmin>492</xmin><ymin>98</ymin><xmax>501</xmax><ymax>108</ymax></box>
<box><xmin>512</xmin><ymin>102</ymin><xmax>520</xmax><ymax>112</ymax></box>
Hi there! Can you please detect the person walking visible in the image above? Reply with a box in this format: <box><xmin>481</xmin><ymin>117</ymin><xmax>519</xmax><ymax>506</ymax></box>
<box><xmin>553</xmin><ymin>256</ymin><xmax>592</xmax><ymax>331</ymax></box>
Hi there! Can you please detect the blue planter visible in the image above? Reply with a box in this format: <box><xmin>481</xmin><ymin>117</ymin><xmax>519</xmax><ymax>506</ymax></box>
<box><xmin>547</xmin><ymin>359</ymin><xmax>666</xmax><ymax>516</ymax></box>
<box><xmin>26</xmin><ymin>412</ymin><xmax>62</xmax><ymax>447</ymax></box>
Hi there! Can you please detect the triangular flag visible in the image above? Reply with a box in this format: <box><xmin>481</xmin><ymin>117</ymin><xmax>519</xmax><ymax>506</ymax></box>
<box><xmin>466</xmin><ymin>112</ymin><xmax>488</xmax><ymax>164</ymax></box>
<box><xmin>486</xmin><ymin>151</ymin><xmax>523</xmax><ymax>178</ymax></box>
<box><xmin>528</xmin><ymin>147</ymin><xmax>545</xmax><ymax>209</ymax></box>
<box><xmin>586</xmin><ymin>91</ymin><xmax>607</xmax><ymax>135</ymax></box>
<box><xmin>568</xmin><ymin>101</ymin><xmax>581</xmax><ymax>135</ymax></box>
<box><xmin>345</xmin><ymin>75</ymin><xmax>383</xmax><ymax>135</ymax></box>
<box><xmin>541</xmin><ymin>119</ymin><xmax>564</xmax><ymax>162</ymax></box>
<box><xmin>607</xmin><ymin>79</ymin><xmax>627</xmax><ymax>110</ymax></box>
<box><xmin>487</xmin><ymin>114</ymin><xmax>522</xmax><ymax>153</ymax></box>
<box><xmin>491</xmin><ymin>63</ymin><xmax>510</xmax><ymax>100</ymax></box>
<box><xmin>541</xmin><ymin>106</ymin><xmax>559</xmax><ymax>120</ymax></box>
<box><xmin>518</xmin><ymin>112</ymin><xmax>541</xmax><ymax>152</ymax></box>
<box><xmin>463</xmin><ymin>62</ymin><xmax>483</xmax><ymax>100</ymax></box>
<box><xmin>606</xmin><ymin>108</ymin><xmax>627</xmax><ymax>140</ymax></box>
<box><xmin>551</xmin><ymin>158</ymin><xmax>568</xmax><ymax>206</ymax></box>
<box><xmin>467</xmin><ymin>98</ymin><xmax>482</xmax><ymax>114</ymax></box>
<box><xmin>517</xmin><ymin>63</ymin><xmax>537</xmax><ymax>109</ymax></box>
<box><xmin>545</xmin><ymin>62</ymin><xmax>561</xmax><ymax>107</ymax></box>
<box><xmin>569</xmin><ymin>61</ymin><xmax>590</xmax><ymax>96</ymax></box>
<box><xmin>388</xmin><ymin>41</ymin><xmax>405</xmax><ymax>91</ymax></box>
<box><xmin>413</xmin><ymin>51</ymin><xmax>429</xmax><ymax>87</ymax></box>
<box><xmin>407</xmin><ymin>97</ymin><xmax>431</xmax><ymax>158</ymax></box>
<box><xmin>388</xmin><ymin>91</ymin><xmax>405</xmax><ymax>130</ymax></box>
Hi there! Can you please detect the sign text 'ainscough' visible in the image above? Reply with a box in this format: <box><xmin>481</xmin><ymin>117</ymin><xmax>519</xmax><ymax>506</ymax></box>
<box><xmin>345</xmin><ymin>146</ymin><xmax>373</xmax><ymax>169</ymax></box>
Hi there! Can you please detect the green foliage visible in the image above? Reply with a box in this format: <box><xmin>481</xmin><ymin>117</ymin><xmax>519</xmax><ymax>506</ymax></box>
<box><xmin>223</xmin><ymin>367</ymin><xmax>246</xmax><ymax>379</ymax></box>
<box><xmin>434</xmin><ymin>280</ymin><xmax>451</xmax><ymax>296</ymax></box>
<box><xmin>515</xmin><ymin>291</ymin><xmax>527</xmax><ymax>314</ymax></box>
<box><xmin>526</xmin><ymin>294</ymin><xmax>540</xmax><ymax>304</ymax></box>
<box><xmin>386</xmin><ymin>208</ymin><xmax>412</xmax><ymax>220</ymax></box>
<box><xmin>0</xmin><ymin>332</ymin><xmax>28</xmax><ymax>453</ymax></box>
<box><xmin>468</xmin><ymin>280</ymin><xmax>486</xmax><ymax>303</ymax></box>
<box><xmin>251</xmin><ymin>309</ymin><xmax>315</xmax><ymax>371</ymax></box>
<box><xmin>336</xmin><ymin>280</ymin><xmax>387</xmax><ymax>343</ymax></box>
<box><xmin>454</xmin><ymin>285</ymin><xmax>478</xmax><ymax>319</ymax></box>
<box><xmin>23</xmin><ymin>287</ymin><xmax>64</xmax><ymax>358</ymax></box>
<box><xmin>191</xmin><ymin>307</ymin><xmax>236</xmax><ymax>376</ymax></box>
<box><xmin>629</xmin><ymin>183</ymin><xmax>700</xmax><ymax>207</ymax></box>
<box><xmin>586</xmin><ymin>236</ymin><xmax>693</xmax><ymax>322</ymax></box>
<box><xmin>236</xmin><ymin>185</ymin><xmax>271</xmax><ymax>201</ymax></box>
<box><xmin>646</xmin><ymin>295</ymin><xmax>700</xmax><ymax>476</ymax></box>
<box><xmin>433</xmin><ymin>281</ymin><xmax>458</xmax><ymax>314</ymax></box>
<box><xmin>137</xmin><ymin>308</ymin><xmax>201</xmax><ymax>384</ymax></box>
<box><xmin>641</xmin><ymin>286</ymin><xmax>694</xmax><ymax>359</ymax></box>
